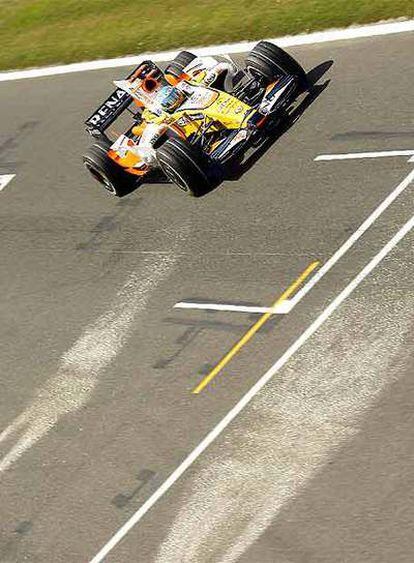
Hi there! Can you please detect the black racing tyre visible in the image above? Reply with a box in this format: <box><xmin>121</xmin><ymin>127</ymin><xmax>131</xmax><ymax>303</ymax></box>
<box><xmin>245</xmin><ymin>41</ymin><xmax>307</xmax><ymax>88</ymax></box>
<box><xmin>82</xmin><ymin>141</ymin><xmax>136</xmax><ymax>197</ymax></box>
<box><xmin>165</xmin><ymin>51</ymin><xmax>196</xmax><ymax>79</ymax></box>
<box><xmin>156</xmin><ymin>138</ymin><xmax>211</xmax><ymax>196</ymax></box>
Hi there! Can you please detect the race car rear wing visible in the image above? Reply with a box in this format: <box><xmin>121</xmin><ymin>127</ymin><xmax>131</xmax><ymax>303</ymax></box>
<box><xmin>84</xmin><ymin>86</ymin><xmax>133</xmax><ymax>138</ymax></box>
<box><xmin>84</xmin><ymin>61</ymin><xmax>159</xmax><ymax>138</ymax></box>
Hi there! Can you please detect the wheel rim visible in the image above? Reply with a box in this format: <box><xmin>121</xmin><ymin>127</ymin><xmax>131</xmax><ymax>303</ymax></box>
<box><xmin>161</xmin><ymin>161</ymin><xmax>190</xmax><ymax>192</ymax></box>
<box><xmin>246</xmin><ymin>62</ymin><xmax>282</xmax><ymax>83</ymax></box>
<box><xmin>84</xmin><ymin>161</ymin><xmax>117</xmax><ymax>194</ymax></box>
<box><xmin>246</xmin><ymin>65</ymin><xmax>264</xmax><ymax>80</ymax></box>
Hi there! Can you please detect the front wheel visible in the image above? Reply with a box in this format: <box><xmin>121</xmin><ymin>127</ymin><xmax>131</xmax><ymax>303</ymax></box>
<box><xmin>245</xmin><ymin>41</ymin><xmax>308</xmax><ymax>90</ymax></box>
<box><xmin>82</xmin><ymin>142</ymin><xmax>137</xmax><ymax>197</ymax></box>
<box><xmin>156</xmin><ymin>138</ymin><xmax>211</xmax><ymax>196</ymax></box>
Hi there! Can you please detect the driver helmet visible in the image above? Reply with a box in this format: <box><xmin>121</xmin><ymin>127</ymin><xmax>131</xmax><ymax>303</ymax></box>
<box><xmin>156</xmin><ymin>85</ymin><xmax>184</xmax><ymax>112</ymax></box>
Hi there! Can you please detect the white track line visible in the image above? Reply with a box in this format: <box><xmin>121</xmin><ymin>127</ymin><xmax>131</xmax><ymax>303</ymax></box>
<box><xmin>315</xmin><ymin>150</ymin><xmax>414</xmax><ymax>161</ymax></box>
<box><xmin>284</xmin><ymin>167</ymin><xmax>414</xmax><ymax>313</ymax></box>
<box><xmin>175</xmin><ymin>164</ymin><xmax>414</xmax><ymax>319</ymax></box>
<box><xmin>89</xmin><ymin>214</ymin><xmax>414</xmax><ymax>563</ymax></box>
<box><xmin>0</xmin><ymin>174</ymin><xmax>15</xmax><ymax>191</ymax></box>
<box><xmin>1</xmin><ymin>20</ymin><xmax>413</xmax><ymax>82</ymax></box>
<box><xmin>173</xmin><ymin>301</ymin><xmax>291</xmax><ymax>314</ymax></box>
<box><xmin>156</xmin><ymin>253</ymin><xmax>414</xmax><ymax>563</ymax></box>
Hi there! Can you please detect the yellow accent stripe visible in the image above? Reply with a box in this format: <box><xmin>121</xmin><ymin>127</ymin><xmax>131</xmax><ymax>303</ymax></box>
<box><xmin>192</xmin><ymin>260</ymin><xmax>320</xmax><ymax>394</ymax></box>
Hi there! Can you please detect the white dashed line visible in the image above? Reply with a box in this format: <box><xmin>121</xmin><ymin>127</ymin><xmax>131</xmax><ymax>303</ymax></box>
<box><xmin>175</xmin><ymin>165</ymin><xmax>414</xmax><ymax>318</ymax></box>
<box><xmin>0</xmin><ymin>174</ymin><xmax>15</xmax><ymax>191</ymax></box>
<box><xmin>315</xmin><ymin>150</ymin><xmax>414</xmax><ymax>161</ymax></box>
<box><xmin>173</xmin><ymin>301</ymin><xmax>291</xmax><ymax>314</ymax></box>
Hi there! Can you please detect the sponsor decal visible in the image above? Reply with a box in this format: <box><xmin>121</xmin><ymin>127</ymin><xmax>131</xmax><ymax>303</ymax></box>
<box><xmin>177</xmin><ymin>112</ymin><xmax>204</xmax><ymax>122</ymax></box>
<box><xmin>86</xmin><ymin>89</ymin><xmax>130</xmax><ymax>129</ymax></box>
<box><xmin>217</xmin><ymin>99</ymin><xmax>230</xmax><ymax>111</ymax></box>
<box><xmin>192</xmin><ymin>112</ymin><xmax>206</xmax><ymax>121</ymax></box>
<box><xmin>176</xmin><ymin>115</ymin><xmax>190</xmax><ymax>127</ymax></box>
<box><xmin>181</xmin><ymin>87</ymin><xmax>216</xmax><ymax>110</ymax></box>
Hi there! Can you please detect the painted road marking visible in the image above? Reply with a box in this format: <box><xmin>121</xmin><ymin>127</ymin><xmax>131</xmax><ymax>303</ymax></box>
<box><xmin>176</xmin><ymin>165</ymin><xmax>414</xmax><ymax>319</ymax></box>
<box><xmin>89</xmin><ymin>214</ymin><xmax>414</xmax><ymax>563</ymax></box>
<box><xmin>156</xmin><ymin>249</ymin><xmax>414</xmax><ymax>563</ymax></box>
<box><xmin>1</xmin><ymin>20</ymin><xmax>413</xmax><ymax>82</ymax></box>
<box><xmin>174</xmin><ymin>301</ymin><xmax>292</xmax><ymax>315</ymax></box>
<box><xmin>0</xmin><ymin>174</ymin><xmax>15</xmax><ymax>191</ymax></box>
<box><xmin>315</xmin><ymin>150</ymin><xmax>414</xmax><ymax>161</ymax></box>
<box><xmin>192</xmin><ymin>261</ymin><xmax>320</xmax><ymax>394</ymax></box>
<box><xmin>283</xmin><ymin>165</ymin><xmax>414</xmax><ymax>314</ymax></box>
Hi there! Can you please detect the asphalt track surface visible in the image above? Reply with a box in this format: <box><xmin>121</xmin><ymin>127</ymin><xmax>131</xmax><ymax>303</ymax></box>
<box><xmin>0</xmin><ymin>31</ymin><xmax>413</xmax><ymax>563</ymax></box>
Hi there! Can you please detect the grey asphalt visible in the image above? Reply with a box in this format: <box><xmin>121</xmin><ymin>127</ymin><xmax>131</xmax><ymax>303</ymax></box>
<box><xmin>0</xmin><ymin>31</ymin><xmax>413</xmax><ymax>563</ymax></box>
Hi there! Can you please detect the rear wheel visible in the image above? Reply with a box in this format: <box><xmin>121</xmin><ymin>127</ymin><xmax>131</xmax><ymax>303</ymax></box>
<box><xmin>82</xmin><ymin>141</ymin><xmax>137</xmax><ymax>197</ymax></box>
<box><xmin>156</xmin><ymin>138</ymin><xmax>211</xmax><ymax>196</ymax></box>
<box><xmin>246</xmin><ymin>41</ymin><xmax>307</xmax><ymax>89</ymax></box>
<box><xmin>165</xmin><ymin>51</ymin><xmax>196</xmax><ymax>79</ymax></box>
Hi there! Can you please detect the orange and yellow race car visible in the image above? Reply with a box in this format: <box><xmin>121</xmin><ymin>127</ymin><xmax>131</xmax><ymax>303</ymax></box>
<box><xmin>83</xmin><ymin>42</ymin><xmax>307</xmax><ymax>197</ymax></box>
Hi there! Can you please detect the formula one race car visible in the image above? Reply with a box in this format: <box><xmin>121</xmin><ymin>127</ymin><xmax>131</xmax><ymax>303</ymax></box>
<box><xmin>83</xmin><ymin>41</ymin><xmax>308</xmax><ymax>196</ymax></box>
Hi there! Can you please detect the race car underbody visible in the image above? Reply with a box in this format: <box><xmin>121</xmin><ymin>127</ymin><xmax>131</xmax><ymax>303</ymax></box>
<box><xmin>83</xmin><ymin>41</ymin><xmax>308</xmax><ymax>197</ymax></box>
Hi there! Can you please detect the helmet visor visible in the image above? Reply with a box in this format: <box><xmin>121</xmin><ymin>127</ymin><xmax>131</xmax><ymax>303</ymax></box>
<box><xmin>157</xmin><ymin>86</ymin><xmax>182</xmax><ymax>111</ymax></box>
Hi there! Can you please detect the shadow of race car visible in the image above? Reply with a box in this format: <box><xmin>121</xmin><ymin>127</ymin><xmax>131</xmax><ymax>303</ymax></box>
<box><xmin>83</xmin><ymin>41</ymin><xmax>308</xmax><ymax>197</ymax></box>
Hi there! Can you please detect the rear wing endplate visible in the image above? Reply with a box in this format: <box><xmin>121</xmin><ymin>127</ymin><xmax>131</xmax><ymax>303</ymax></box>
<box><xmin>84</xmin><ymin>61</ymin><xmax>161</xmax><ymax>138</ymax></box>
<box><xmin>84</xmin><ymin>86</ymin><xmax>132</xmax><ymax>138</ymax></box>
